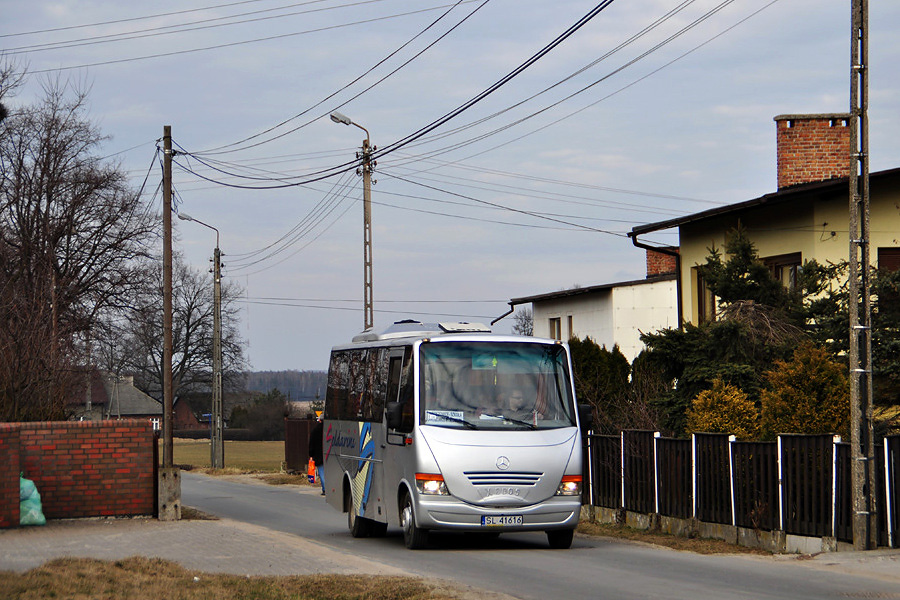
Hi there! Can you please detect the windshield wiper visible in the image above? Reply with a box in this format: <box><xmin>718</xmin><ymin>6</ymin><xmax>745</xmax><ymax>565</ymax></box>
<box><xmin>425</xmin><ymin>410</ymin><xmax>477</xmax><ymax>429</ymax></box>
<box><xmin>481</xmin><ymin>413</ymin><xmax>537</xmax><ymax>430</ymax></box>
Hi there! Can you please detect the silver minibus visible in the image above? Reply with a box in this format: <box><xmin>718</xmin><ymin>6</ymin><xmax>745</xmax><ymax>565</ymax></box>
<box><xmin>322</xmin><ymin>320</ymin><xmax>589</xmax><ymax>549</ymax></box>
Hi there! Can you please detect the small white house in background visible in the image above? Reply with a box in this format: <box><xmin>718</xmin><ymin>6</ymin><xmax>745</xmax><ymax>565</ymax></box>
<box><xmin>508</xmin><ymin>249</ymin><xmax>679</xmax><ymax>363</ymax></box>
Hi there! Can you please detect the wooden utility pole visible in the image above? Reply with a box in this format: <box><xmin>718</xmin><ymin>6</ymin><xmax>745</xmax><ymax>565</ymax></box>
<box><xmin>848</xmin><ymin>0</ymin><xmax>876</xmax><ymax>550</ymax></box>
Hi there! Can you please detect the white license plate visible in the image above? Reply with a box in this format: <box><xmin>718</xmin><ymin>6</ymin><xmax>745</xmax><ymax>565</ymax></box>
<box><xmin>482</xmin><ymin>515</ymin><xmax>523</xmax><ymax>526</ymax></box>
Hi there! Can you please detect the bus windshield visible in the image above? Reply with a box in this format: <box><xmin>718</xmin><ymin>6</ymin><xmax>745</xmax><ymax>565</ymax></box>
<box><xmin>419</xmin><ymin>341</ymin><xmax>575</xmax><ymax>430</ymax></box>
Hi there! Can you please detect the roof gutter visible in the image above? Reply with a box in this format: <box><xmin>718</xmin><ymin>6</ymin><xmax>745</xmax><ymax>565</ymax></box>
<box><xmin>627</xmin><ymin>232</ymin><xmax>683</xmax><ymax>330</ymax></box>
<box><xmin>491</xmin><ymin>302</ymin><xmax>516</xmax><ymax>326</ymax></box>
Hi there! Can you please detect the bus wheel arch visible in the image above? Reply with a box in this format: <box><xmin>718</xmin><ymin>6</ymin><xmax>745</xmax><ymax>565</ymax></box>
<box><xmin>345</xmin><ymin>476</ymin><xmax>373</xmax><ymax>538</ymax></box>
<box><xmin>399</xmin><ymin>488</ymin><xmax>428</xmax><ymax>549</ymax></box>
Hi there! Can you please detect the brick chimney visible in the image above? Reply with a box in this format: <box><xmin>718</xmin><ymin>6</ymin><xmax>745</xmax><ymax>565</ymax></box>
<box><xmin>774</xmin><ymin>113</ymin><xmax>851</xmax><ymax>190</ymax></box>
<box><xmin>646</xmin><ymin>247</ymin><xmax>677</xmax><ymax>278</ymax></box>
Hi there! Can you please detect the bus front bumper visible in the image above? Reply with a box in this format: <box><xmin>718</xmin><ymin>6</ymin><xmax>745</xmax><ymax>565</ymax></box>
<box><xmin>414</xmin><ymin>495</ymin><xmax>581</xmax><ymax>532</ymax></box>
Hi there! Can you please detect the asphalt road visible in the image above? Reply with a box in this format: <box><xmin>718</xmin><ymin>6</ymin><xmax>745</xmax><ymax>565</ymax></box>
<box><xmin>182</xmin><ymin>472</ymin><xmax>900</xmax><ymax>600</ymax></box>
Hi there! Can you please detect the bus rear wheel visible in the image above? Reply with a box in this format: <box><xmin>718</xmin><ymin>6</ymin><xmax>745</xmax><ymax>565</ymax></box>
<box><xmin>546</xmin><ymin>528</ymin><xmax>574</xmax><ymax>549</ymax></box>
<box><xmin>400</xmin><ymin>494</ymin><xmax>428</xmax><ymax>549</ymax></box>
<box><xmin>346</xmin><ymin>490</ymin><xmax>373</xmax><ymax>538</ymax></box>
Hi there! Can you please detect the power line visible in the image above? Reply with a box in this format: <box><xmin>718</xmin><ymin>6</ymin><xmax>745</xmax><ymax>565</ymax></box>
<box><xmin>171</xmin><ymin>0</ymin><xmax>617</xmax><ymax>188</ymax></box>
<box><xmin>29</xmin><ymin>2</ymin><xmax>472</xmax><ymax>74</ymax></box>
<box><xmin>382</xmin><ymin>171</ymin><xmax>626</xmax><ymax>237</ymax></box>
<box><xmin>5</xmin><ymin>0</ymin><xmax>387</xmax><ymax>53</ymax></box>
<box><xmin>0</xmin><ymin>0</ymin><xmax>276</xmax><ymax>38</ymax></box>
<box><xmin>198</xmin><ymin>0</ymin><xmax>484</xmax><ymax>155</ymax></box>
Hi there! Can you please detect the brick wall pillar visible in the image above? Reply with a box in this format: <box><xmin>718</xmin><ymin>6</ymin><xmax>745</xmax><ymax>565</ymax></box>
<box><xmin>0</xmin><ymin>426</ymin><xmax>21</xmax><ymax>528</ymax></box>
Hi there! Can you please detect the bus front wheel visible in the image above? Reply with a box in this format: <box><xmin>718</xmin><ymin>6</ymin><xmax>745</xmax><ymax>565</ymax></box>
<box><xmin>546</xmin><ymin>528</ymin><xmax>574</xmax><ymax>549</ymax></box>
<box><xmin>400</xmin><ymin>494</ymin><xmax>428</xmax><ymax>549</ymax></box>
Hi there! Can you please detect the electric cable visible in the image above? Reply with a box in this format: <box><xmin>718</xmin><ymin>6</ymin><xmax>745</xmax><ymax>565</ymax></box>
<box><xmin>29</xmin><ymin>2</ymin><xmax>473</xmax><ymax>74</ymax></box>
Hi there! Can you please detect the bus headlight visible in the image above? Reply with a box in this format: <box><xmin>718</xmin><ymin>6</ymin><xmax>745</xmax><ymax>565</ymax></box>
<box><xmin>556</xmin><ymin>475</ymin><xmax>581</xmax><ymax>496</ymax></box>
<box><xmin>415</xmin><ymin>473</ymin><xmax>448</xmax><ymax>495</ymax></box>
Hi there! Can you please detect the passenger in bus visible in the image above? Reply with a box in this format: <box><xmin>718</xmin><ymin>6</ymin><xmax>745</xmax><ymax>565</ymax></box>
<box><xmin>506</xmin><ymin>387</ymin><xmax>540</xmax><ymax>421</ymax></box>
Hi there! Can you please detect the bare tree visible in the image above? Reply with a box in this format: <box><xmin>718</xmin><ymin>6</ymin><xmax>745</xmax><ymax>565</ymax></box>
<box><xmin>0</xmin><ymin>72</ymin><xmax>156</xmax><ymax>421</ymax></box>
<box><xmin>100</xmin><ymin>251</ymin><xmax>247</xmax><ymax>401</ymax></box>
<box><xmin>512</xmin><ymin>307</ymin><xmax>533</xmax><ymax>336</ymax></box>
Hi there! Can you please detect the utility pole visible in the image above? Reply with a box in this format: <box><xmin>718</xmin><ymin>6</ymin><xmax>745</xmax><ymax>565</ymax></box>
<box><xmin>361</xmin><ymin>136</ymin><xmax>374</xmax><ymax>331</ymax></box>
<box><xmin>848</xmin><ymin>0</ymin><xmax>875</xmax><ymax>550</ymax></box>
<box><xmin>212</xmin><ymin>244</ymin><xmax>224</xmax><ymax>469</ymax></box>
<box><xmin>177</xmin><ymin>212</ymin><xmax>224</xmax><ymax>469</ymax></box>
<box><xmin>162</xmin><ymin>126</ymin><xmax>175</xmax><ymax>470</ymax></box>
<box><xmin>330</xmin><ymin>111</ymin><xmax>375</xmax><ymax>330</ymax></box>
<box><xmin>159</xmin><ymin>125</ymin><xmax>181</xmax><ymax>521</ymax></box>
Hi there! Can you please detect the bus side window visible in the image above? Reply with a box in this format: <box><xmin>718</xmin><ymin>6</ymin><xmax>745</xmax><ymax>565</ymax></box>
<box><xmin>362</xmin><ymin>347</ymin><xmax>389</xmax><ymax>422</ymax></box>
<box><xmin>325</xmin><ymin>350</ymin><xmax>350</xmax><ymax>420</ymax></box>
<box><xmin>398</xmin><ymin>347</ymin><xmax>414</xmax><ymax>432</ymax></box>
<box><xmin>386</xmin><ymin>354</ymin><xmax>403</xmax><ymax>408</ymax></box>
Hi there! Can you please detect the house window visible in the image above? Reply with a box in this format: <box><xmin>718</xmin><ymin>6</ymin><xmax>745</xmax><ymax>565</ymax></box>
<box><xmin>150</xmin><ymin>417</ymin><xmax>161</xmax><ymax>431</ymax></box>
<box><xmin>549</xmin><ymin>317</ymin><xmax>562</xmax><ymax>341</ymax></box>
<box><xmin>878</xmin><ymin>247</ymin><xmax>900</xmax><ymax>272</ymax></box>
<box><xmin>694</xmin><ymin>267</ymin><xmax>716</xmax><ymax>324</ymax></box>
<box><xmin>877</xmin><ymin>247</ymin><xmax>900</xmax><ymax>311</ymax></box>
<box><xmin>764</xmin><ymin>252</ymin><xmax>802</xmax><ymax>291</ymax></box>
<box><xmin>567</xmin><ymin>315</ymin><xmax>573</xmax><ymax>340</ymax></box>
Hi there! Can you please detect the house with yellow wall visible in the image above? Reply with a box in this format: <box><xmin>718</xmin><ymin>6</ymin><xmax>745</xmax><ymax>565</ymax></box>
<box><xmin>629</xmin><ymin>113</ymin><xmax>900</xmax><ymax>325</ymax></box>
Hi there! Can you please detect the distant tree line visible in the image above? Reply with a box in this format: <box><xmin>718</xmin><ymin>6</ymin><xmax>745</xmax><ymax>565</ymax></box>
<box><xmin>245</xmin><ymin>370</ymin><xmax>326</xmax><ymax>404</ymax></box>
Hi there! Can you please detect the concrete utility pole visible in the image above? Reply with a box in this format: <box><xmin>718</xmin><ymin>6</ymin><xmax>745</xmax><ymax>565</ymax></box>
<box><xmin>159</xmin><ymin>125</ymin><xmax>181</xmax><ymax>521</ymax></box>
<box><xmin>212</xmin><ymin>244</ymin><xmax>223</xmax><ymax>468</ymax></box>
<box><xmin>330</xmin><ymin>111</ymin><xmax>375</xmax><ymax>330</ymax></box>
<box><xmin>162</xmin><ymin>127</ymin><xmax>175</xmax><ymax>469</ymax></box>
<box><xmin>177</xmin><ymin>212</ymin><xmax>224</xmax><ymax>469</ymax></box>
<box><xmin>848</xmin><ymin>0</ymin><xmax>876</xmax><ymax>550</ymax></box>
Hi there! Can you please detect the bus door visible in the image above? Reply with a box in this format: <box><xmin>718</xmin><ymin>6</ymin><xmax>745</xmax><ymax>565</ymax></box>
<box><xmin>382</xmin><ymin>346</ymin><xmax>414</xmax><ymax>522</ymax></box>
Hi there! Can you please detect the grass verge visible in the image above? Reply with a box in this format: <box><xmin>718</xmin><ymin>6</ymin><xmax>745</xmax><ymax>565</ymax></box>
<box><xmin>0</xmin><ymin>557</ymin><xmax>469</xmax><ymax>600</ymax></box>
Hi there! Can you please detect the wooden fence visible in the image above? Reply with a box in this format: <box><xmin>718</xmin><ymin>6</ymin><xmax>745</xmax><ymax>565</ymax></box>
<box><xmin>586</xmin><ymin>431</ymin><xmax>900</xmax><ymax>547</ymax></box>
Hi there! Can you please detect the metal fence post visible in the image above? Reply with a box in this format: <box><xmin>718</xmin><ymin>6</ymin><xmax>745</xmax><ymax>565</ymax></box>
<box><xmin>886</xmin><ymin>439</ymin><xmax>895</xmax><ymax>548</ymax></box>
<box><xmin>691</xmin><ymin>433</ymin><xmax>697</xmax><ymax>519</ymax></box>
<box><xmin>777</xmin><ymin>435</ymin><xmax>784</xmax><ymax>532</ymax></box>
<box><xmin>728</xmin><ymin>435</ymin><xmax>737</xmax><ymax>527</ymax></box>
<box><xmin>620</xmin><ymin>430</ymin><xmax>626</xmax><ymax>510</ymax></box>
<box><xmin>832</xmin><ymin>435</ymin><xmax>842</xmax><ymax>538</ymax></box>
<box><xmin>653</xmin><ymin>432</ymin><xmax>661</xmax><ymax>515</ymax></box>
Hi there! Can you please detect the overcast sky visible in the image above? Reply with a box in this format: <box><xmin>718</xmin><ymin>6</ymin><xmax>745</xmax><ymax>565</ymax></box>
<box><xmin>4</xmin><ymin>0</ymin><xmax>899</xmax><ymax>371</ymax></box>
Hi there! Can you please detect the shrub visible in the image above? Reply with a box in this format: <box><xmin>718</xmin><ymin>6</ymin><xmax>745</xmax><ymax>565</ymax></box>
<box><xmin>759</xmin><ymin>342</ymin><xmax>849</xmax><ymax>439</ymax></box>
<box><xmin>685</xmin><ymin>378</ymin><xmax>760</xmax><ymax>439</ymax></box>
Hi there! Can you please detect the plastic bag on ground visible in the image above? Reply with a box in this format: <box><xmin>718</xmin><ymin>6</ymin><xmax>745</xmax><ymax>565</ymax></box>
<box><xmin>19</xmin><ymin>475</ymin><xmax>46</xmax><ymax>526</ymax></box>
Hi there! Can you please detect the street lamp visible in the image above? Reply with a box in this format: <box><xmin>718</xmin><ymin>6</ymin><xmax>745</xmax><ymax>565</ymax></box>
<box><xmin>330</xmin><ymin>111</ymin><xmax>375</xmax><ymax>331</ymax></box>
<box><xmin>177</xmin><ymin>212</ymin><xmax>224</xmax><ymax>469</ymax></box>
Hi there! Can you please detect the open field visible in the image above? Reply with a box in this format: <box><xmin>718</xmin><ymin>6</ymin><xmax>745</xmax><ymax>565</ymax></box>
<box><xmin>0</xmin><ymin>557</ymin><xmax>469</xmax><ymax>600</ymax></box>
<box><xmin>166</xmin><ymin>438</ymin><xmax>287</xmax><ymax>472</ymax></box>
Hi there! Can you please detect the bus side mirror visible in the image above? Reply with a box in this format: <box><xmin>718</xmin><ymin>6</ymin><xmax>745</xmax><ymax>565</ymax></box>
<box><xmin>386</xmin><ymin>401</ymin><xmax>403</xmax><ymax>430</ymax></box>
<box><xmin>578</xmin><ymin>403</ymin><xmax>593</xmax><ymax>431</ymax></box>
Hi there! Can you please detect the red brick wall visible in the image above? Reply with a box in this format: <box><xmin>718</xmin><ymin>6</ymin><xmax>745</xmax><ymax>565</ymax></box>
<box><xmin>0</xmin><ymin>420</ymin><xmax>155</xmax><ymax>527</ymax></box>
<box><xmin>646</xmin><ymin>248</ymin><xmax>678</xmax><ymax>277</ymax></box>
<box><xmin>0</xmin><ymin>427</ymin><xmax>20</xmax><ymax>528</ymax></box>
<box><xmin>775</xmin><ymin>114</ymin><xmax>851</xmax><ymax>189</ymax></box>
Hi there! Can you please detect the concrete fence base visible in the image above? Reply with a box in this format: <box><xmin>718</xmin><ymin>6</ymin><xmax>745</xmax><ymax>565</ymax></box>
<box><xmin>581</xmin><ymin>506</ymin><xmax>855</xmax><ymax>554</ymax></box>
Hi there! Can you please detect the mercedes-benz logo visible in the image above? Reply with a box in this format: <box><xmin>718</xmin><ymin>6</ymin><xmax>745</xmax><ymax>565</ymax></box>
<box><xmin>496</xmin><ymin>456</ymin><xmax>510</xmax><ymax>470</ymax></box>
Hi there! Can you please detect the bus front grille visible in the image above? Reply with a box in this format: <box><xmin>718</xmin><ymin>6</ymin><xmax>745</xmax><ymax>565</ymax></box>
<box><xmin>464</xmin><ymin>471</ymin><xmax>543</xmax><ymax>487</ymax></box>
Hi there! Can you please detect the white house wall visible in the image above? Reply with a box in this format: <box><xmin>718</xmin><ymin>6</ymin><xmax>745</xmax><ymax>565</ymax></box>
<box><xmin>531</xmin><ymin>278</ymin><xmax>677</xmax><ymax>363</ymax></box>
